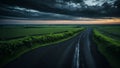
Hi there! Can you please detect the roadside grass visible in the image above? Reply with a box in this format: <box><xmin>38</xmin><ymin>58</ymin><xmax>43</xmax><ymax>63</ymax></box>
<box><xmin>0</xmin><ymin>28</ymin><xmax>84</xmax><ymax>68</ymax></box>
<box><xmin>93</xmin><ymin>29</ymin><xmax>120</xmax><ymax>68</ymax></box>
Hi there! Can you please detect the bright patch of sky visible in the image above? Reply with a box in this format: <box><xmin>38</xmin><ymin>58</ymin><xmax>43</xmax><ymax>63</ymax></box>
<box><xmin>84</xmin><ymin>0</ymin><xmax>116</xmax><ymax>6</ymax></box>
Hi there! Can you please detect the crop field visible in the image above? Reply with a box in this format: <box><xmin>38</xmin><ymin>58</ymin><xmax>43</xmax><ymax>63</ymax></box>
<box><xmin>94</xmin><ymin>25</ymin><xmax>120</xmax><ymax>68</ymax></box>
<box><xmin>95</xmin><ymin>25</ymin><xmax>120</xmax><ymax>40</ymax></box>
<box><xmin>103</xmin><ymin>27</ymin><xmax>120</xmax><ymax>35</ymax></box>
<box><xmin>0</xmin><ymin>25</ymin><xmax>81</xmax><ymax>40</ymax></box>
<box><xmin>97</xmin><ymin>26</ymin><xmax>120</xmax><ymax>35</ymax></box>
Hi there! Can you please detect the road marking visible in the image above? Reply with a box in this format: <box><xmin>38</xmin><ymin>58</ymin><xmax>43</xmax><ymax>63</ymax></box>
<box><xmin>72</xmin><ymin>29</ymin><xmax>96</xmax><ymax>68</ymax></box>
<box><xmin>72</xmin><ymin>31</ymin><xmax>84</xmax><ymax>68</ymax></box>
<box><xmin>72</xmin><ymin>40</ymin><xmax>80</xmax><ymax>68</ymax></box>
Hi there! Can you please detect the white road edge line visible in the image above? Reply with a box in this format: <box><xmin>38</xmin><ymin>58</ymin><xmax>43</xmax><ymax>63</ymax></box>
<box><xmin>72</xmin><ymin>40</ymin><xmax>80</xmax><ymax>68</ymax></box>
<box><xmin>72</xmin><ymin>31</ymin><xmax>84</xmax><ymax>68</ymax></box>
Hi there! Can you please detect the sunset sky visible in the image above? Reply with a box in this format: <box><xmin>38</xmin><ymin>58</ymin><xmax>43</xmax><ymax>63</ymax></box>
<box><xmin>1</xmin><ymin>18</ymin><xmax>120</xmax><ymax>24</ymax></box>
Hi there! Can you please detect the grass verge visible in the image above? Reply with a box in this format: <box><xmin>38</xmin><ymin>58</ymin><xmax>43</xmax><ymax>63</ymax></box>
<box><xmin>93</xmin><ymin>29</ymin><xmax>120</xmax><ymax>68</ymax></box>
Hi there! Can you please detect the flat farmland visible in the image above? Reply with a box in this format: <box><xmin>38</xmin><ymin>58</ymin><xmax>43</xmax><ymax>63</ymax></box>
<box><xmin>96</xmin><ymin>26</ymin><xmax>120</xmax><ymax>40</ymax></box>
<box><xmin>0</xmin><ymin>26</ymin><xmax>81</xmax><ymax>40</ymax></box>
<box><xmin>100</xmin><ymin>26</ymin><xmax>120</xmax><ymax>35</ymax></box>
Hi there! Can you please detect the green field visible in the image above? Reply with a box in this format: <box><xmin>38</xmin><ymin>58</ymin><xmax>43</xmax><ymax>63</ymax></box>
<box><xmin>97</xmin><ymin>26</ymin><xmax>120</xmax><ymax>35</ymax></box>
<box><xmin>95</xmin><ymin>26</ymin><xmax>120</xmax><ymax>40</ymax></box>
<box><xmin>0</xmin><ymin>26</ymin><xmax>80</xmax><ymax>40</ymax></box>
<box><xmin>94</xmin><ymin>28</ymin><xmax>120</xmax><ymax>68</ymax></box>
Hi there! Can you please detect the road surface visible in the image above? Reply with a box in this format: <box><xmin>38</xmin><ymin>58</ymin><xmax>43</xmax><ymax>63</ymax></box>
<box><xmin>4</xmin><ymin>28</ymin><xmax>111</xmax><ymax>68</ymax></box>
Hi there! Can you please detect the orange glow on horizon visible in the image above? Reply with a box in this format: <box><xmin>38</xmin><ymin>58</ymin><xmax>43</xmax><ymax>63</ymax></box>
<box><xmin>2</xmin><ymin>18</ymin><xmax>120</xmax><ymax>24</ymax></box>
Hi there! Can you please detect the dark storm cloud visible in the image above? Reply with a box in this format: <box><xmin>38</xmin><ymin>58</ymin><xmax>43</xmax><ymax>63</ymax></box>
<box><xmin>0</xmin><ymin>5</ymin><xmax>76</xmax><ymax>20</ymax></box>
<box><xmin>0</xmin><ymin>0</ymin><xmax>120</xmax><ymax>19</ymax></box>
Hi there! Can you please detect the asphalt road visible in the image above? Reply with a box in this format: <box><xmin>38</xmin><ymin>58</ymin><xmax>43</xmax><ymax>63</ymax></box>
<box><xmin>4</xmin><ymin>28</ymin><xmax>111</xmax><ymax>68</ymax></box>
